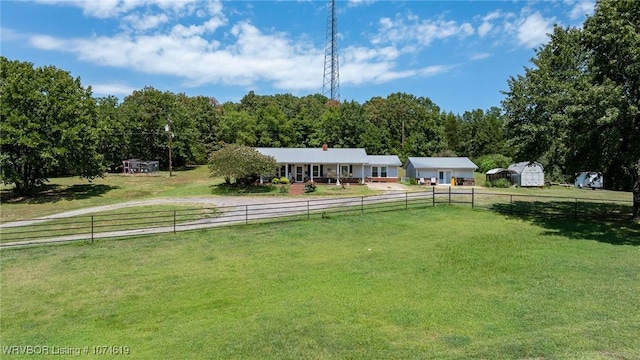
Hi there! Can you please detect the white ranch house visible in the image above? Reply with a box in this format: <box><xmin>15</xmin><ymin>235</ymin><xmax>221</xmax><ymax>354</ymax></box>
<box><xmin>255</xmin><ymin>146</ymin><xmax>401</xmax><ymax>184</ymax></box>
<box><xmin>404</xmin><ymin>157</ymin><xmax>478</xmax><ymax>186</ymax></box>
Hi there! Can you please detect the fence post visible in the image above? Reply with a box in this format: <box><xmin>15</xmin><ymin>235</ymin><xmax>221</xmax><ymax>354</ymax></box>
<box><xmin>246</xmin><ymin>205</ymin><xmax>249</xmax><ymax>225</ymax></box>
<box><xmin>173</xmin><ymin>210</ymin><xmax>177</xmax><ymax>234</ymax></box>
<box><xmin>449</xmin><ymin>186</ymin><xmax>451</xmax><ymax>204</ymax></box>
<box><xmin>574</xmin><ymin>198</ymin><xmax>578</xmax><ymax>220</ymax></box>
<box><xmin>91</xmin><ymin>215</ymin><xmax>94</xmax><ymax>242</ymax></box>
<box><xmin>405</xmin><ymin>192</ymin><xmax>408</xmax><ymax>210</ymax></box>
<box><xmin>432</xmin><ymin>186</ymin><xmax>435</xmax><ymax>206</ymax></box>
<box><xmin>472</xmin><ymin>188</ymin><xmax>475</xmax><ymax>209</ymax></box>
<box><xmin>361</xmin><ymin>197</ymin><xmax>364</xmax><ymax>214</ymax></box>
<box><xmin>510</xmin><ymin>194</ymin><xmax>513</xmax><ymax>204</ymax></box>
<box><xmin>307</xmin><ymin>201</ymin><xmax>310</xmax><ymax>219</ymax></box>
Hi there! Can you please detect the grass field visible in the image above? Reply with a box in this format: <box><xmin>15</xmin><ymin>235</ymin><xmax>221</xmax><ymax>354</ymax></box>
<box><xmin>2</xmin><ymin>207</ymin><xmax>639</xmax><ymax>359</ymax></box>
<box><xmin>0</xmin><ymin>167</ymin><xmax>221</xmax><ymax>222</ymax></box>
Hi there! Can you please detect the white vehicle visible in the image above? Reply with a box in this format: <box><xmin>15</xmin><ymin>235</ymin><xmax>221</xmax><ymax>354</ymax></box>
<box><xmin>575</xmin><ymin>172</ymin><xmax>603</xmax><ymax>189</ymax></box>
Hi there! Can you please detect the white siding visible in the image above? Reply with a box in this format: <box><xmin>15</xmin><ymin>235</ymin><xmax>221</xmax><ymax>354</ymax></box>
<box><xmin>520</xmin><ymin>165</ymin><xmax>544</xmax><ymax>187</ymax></box>
<box><xmin>365</xmin><ymin>165</ymin><xmax>399</xmax><ymax>178</ymax></box>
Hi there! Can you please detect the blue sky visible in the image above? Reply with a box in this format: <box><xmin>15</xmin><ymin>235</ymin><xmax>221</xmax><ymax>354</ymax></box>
<box><xmin>1</xmin><ymin>0</ymin><xmax>595</xmax><ymax>114</ymax></box>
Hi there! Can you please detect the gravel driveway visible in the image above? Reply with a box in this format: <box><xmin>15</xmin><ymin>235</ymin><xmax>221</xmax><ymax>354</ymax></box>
<box><xmin>365</xmin><ymin>182</ymin><xmax>410</xmax><ymax>192</ymax></box>
<box><xmin>0</xmin><ymin>191</ymin><xmax>428</xmax><ymax>248</ymax></box>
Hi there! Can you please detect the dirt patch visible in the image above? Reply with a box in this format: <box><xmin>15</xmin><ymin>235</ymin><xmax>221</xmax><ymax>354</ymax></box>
<box><xmin>365</xmin><ymin>182</ymin><xmax>410</xmax><ymax>191</ymax></box>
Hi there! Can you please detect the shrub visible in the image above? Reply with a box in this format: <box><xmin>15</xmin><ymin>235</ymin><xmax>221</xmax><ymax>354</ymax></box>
<box><xmin>272</xmin><ymin>178</ymin><xmax>280</xmax><ymax>184</ymax></box>
<box><xmin>278</xmin><ymin>184</ymin><xmax>290</xmax><ymax>194</ymax></box>
<box><xmin>475</xmin><ymin>154</ymin><xmax>512</xmax><ymax>173</ymax></box>
<box><xmin>486</xmin><ymin>179</ymin><xmax>511</xmax><ymax>188</ymax></box>
<box><xmin>279</xmin><ymin>177</ymin><xmax>290</xmax><ymax>184</ymax></box>
<box><xmin>304</xmin><ymin>183</ymin><xmax>316</xmax><ymax>193</ymax></box>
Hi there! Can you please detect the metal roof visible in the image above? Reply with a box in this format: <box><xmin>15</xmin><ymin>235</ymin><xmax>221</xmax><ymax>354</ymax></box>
<box><xmin>486</xmin><ymin>168</ymin><xmax>516</xmax><ymax>175</ymax></box>
<box><xmin>367</xmin><ymin>155</ymin><xmax>402</xmax><ymax>166</ymax></box>
<box><xmin>405</xmin><ymin>157</ymin><xmax>478</xmax><ymax>169</ymax></box>
<box><xmin>508</xmin><ymin>161</ymin><xmax>544</xmax><ymax>173</ymax></box>
<box><xmin>255</xmin><ymin>147</ymin><xmax>369</xmax><ymax>164</ymax></box>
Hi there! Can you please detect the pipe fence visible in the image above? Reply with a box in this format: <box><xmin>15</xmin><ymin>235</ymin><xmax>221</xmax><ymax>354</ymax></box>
<box><xmin>0</xmin><ymin>189</ymin><xmax>633</xmax><ymax>248</ymax></box>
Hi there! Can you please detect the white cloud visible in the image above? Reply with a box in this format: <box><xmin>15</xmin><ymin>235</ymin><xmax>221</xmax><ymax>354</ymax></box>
<box><xmin>171</xmin><ymin>17</ymin><xmax>226</xmax><ymax>37</ymax></box>
<box><xmin>470</xmin><ymin>53</ymin><xmax>492</xmax><ymax>61</ymax></box>
<box><xmin>478</xmin><ymin>22</ymin><xmax>493</xmax><ymax>38</ymax></box>
<box><xmin>568</xmin><ymin>0</ymin><xmax>594</xmax><ymax>20</ymax></box>
<box><xmin>372</xmin><ymin>15</ymin><xmax>475</xmax><ymax>49</ymax></box>
<box><xmin>27</xmin><ymin>20</ymin><xmax>323</xmax><ymax>91</ymax></box>
<box><xmin>516</xmin><ymin>12</ymin><xmax>555</xmax><ymax>48</ymax></box>
<box><xmin>483</xmin><ymin>10</ymin><xmax>503</xmax><ymax>23</ymax></box>
<box><xmin>91</xmin><ymin>82</ymin><xmax>137</xmax><ymax>97</ymax></box>
<box><xmin>34</xmin><ymin>0</ymin><xmax>215</xmax><ymax>18</ymax></box>
<box><xmin>418</xmin><ymin>65</ymin><xmax>455</xmax><ymax>77</ymax></box>
<box><xmin>23</xmin><ymin>0</ymin><xmax>456</xmax><ymax>92</ymax></box>
<box><xmin>347</xmin><ymin>0</ymin><xmax>376</xmax><ymax>7</ymax></box>
<box><xmin>122</xmin><ymin>13</ymin><xmax>169</xmax><ymax>32</ymax></box>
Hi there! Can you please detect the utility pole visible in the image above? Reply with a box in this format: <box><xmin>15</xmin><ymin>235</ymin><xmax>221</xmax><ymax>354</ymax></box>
<box><xmin>165</xmin><ymin>115</ymin><xmax>173</xmax><ymax>177</ymax></box>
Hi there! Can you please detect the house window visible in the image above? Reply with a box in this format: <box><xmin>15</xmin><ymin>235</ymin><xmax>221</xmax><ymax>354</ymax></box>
<box><xmin>372</xmin><ymin>166</ymin><xmax>379</xmax><ymax>177</ymax></box>
<box><xmin>381</xmin><ymin>166</ymin><xmax>387</xmax><ymax>177</ymax></box>
<box><xmin>277</xmin><ymin>165</ymin><xmax>286</xmax><ymax>177</ymax></box>
<box><xmin>341</xmin><ymin>165</ymin><xmax>350</xmax><ymax>177</ymax></box>
<box><xmin>312</xmin><ymin>165</ymin><xmax>319</xmax><ymax>177</ymax></box>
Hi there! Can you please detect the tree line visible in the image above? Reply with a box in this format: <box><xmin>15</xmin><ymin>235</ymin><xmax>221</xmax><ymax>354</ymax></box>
<box><xmin>1</xmin><ymin>59</ymin><xmax>513</xmax><ymax>194</ymax></box>
<box><xmin>1</xmin><ymin>0</ymin><xmax>638</xmax><ymax>218</ymax></box>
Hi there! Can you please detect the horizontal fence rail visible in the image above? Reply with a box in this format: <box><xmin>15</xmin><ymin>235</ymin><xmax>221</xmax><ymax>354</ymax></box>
<box><xmin>0</xmin><ymin>189</ymin><xmax>633</xmax><ymax>248</ymax></box>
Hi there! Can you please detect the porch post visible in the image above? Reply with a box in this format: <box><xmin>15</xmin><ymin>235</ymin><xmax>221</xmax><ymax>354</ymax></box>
<box><xmin>285</xmin><ymin>164</ymin><xmax>289</xmax><ymax>180</ymax></box>
<box><xmin>361</xmin><ymin>163</ymin><xmax>365</xmax><ymax>184</ymax></box>
<box><xmin>311</xmin><ymin>164</ymin><xmax>314</xmax><ymax>182</ymax></box>
<box><xmin>336</xmin><ymin>163</ymin><xmax>340</xmax><ymax>185</ymax></box>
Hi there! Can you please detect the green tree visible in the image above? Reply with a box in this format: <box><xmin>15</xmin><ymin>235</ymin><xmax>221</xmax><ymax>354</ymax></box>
<box><xmin>179</xmin><ymin>95</ymin><xmax>222</xmax><ymax>164</ymax></box>
<box><xmin>442</xmin><ymin>111</ymin><xmax>461</xmax><ymax>152</ymax></box>
<box><xmin>0</xmin><ymin>57</ymin><xmax>104</xmax><ymax>194</ymax></box>
<box><xmin>503</xmin><ymin>0</ymin><xmax>640</xmax><ymax>218</ymax></box>
<box><xmin>581</xmin><ymin>0</ymin><xmax>639</xmax><ymax>216</ymax></box>
<box><xmin>362</xmin><ymin>97</ymin><xmax>392</xmax><ymax>155</ymax></box>
<box><xmin>208</xmin><ymin>143</ymin><xmax>276</xmax><ymax>184</ymax></box>
<box><xmin>119</xmin><ymin>87</ymin><xmax>198</xmax><ymax>169</ymax></box>
<box><xmin>218</xmin><ymin>105</ymin><xmax>257</xmax><ymax>146</ymax></box>
<box><xmin>96</xmin><ymin>95</ymin><xmax>127</xmax><ymax>171</ymax></box>
<box><xmin>503</xmin><ymin>26</ymin><xmax>584</xmax><ymax>181</ymax></box>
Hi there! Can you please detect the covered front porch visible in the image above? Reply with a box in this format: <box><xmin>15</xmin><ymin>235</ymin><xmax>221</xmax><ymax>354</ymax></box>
<box><xmin>272</xmin><ymin>163</ymin><xmax>366</xmax><ymax>184</ymax></box>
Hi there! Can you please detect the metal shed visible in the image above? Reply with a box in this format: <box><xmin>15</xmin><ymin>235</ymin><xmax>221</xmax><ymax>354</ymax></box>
<box><xmin>508</xmin><ymin>161</ymin><xmax>545</xmax><ymax>187</ymax></box>
<box><xmin>486</xmin><ymin>168</ymin><xmax>516</xmax><ymax>183</ymax></box>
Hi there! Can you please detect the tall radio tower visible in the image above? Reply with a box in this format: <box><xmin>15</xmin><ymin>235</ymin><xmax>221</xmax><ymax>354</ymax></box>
<box><xmin>322</xmin><ymin>0</ymin><xmax>340</xmax><ymax>102</ymax></box>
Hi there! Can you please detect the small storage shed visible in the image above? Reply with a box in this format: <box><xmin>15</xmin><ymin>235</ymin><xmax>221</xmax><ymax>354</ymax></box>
<box><xmin>486</xmin><ymin>168</ymin><xmax>516</xmax><ymax>183</ymax></box>
<box><xmin>508</xmin><ymin>161</ymin><xmax>544</xmax><ymax>187</ymax></box>
<box><xmin>404</xmin><ymin>157</ymin><xmax>478</xmax><ymax>186</ymax></box>
<box><xmin>575</xmin><ymin>172</ymin><xmax>603</xmax><ymax>189</ymax></box>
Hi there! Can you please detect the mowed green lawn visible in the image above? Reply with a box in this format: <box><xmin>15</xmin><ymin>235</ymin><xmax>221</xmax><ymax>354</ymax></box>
<box><xmin>2</xmin><ymin>207</ymin><xmax>639</xmax><ymax>359</ymax></box>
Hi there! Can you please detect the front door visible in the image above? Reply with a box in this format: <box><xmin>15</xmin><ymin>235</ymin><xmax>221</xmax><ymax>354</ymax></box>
<box><xmin>438</xmin><ymin>170</ymin><xmax>452</xmax><ymax>185</ymax></box>
<box><xmin>296</xmin><ymin>166</ymin><xmax>303</xmax><ymax>182</ymax></box>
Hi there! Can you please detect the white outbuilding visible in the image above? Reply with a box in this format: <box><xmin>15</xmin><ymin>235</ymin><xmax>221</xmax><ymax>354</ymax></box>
<box><xmin>508</xmin><ymin>161</ymin><xmax>545</xmax><ymax>187</ymax></box>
